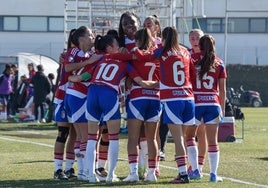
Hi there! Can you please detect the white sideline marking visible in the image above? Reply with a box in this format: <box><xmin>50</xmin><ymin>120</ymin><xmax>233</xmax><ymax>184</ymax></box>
<box><xmin>0</xmin><ymin>136</ymin><xmax>53</xmax><ymax>148</ymax></box>
<box><xmin>0</xmin><ymin>135</ymin><xmax>267</xmax><ymax>188</ymax></box>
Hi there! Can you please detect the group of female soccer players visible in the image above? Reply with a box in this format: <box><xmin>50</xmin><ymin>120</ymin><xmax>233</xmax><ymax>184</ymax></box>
<box><xmin>53</xmin><ymin>11</ymin><xmax>226</xmax><ymax>185</ymax></box>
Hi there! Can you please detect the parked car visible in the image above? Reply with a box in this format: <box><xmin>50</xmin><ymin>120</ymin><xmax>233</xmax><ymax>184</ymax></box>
<box><xmin>227</xmin><ymin>86</ymin><xmax>262</xmax><ymax>107</ymax></box>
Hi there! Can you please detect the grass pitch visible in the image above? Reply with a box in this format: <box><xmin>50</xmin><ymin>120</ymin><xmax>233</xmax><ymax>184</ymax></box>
<box><xmin>0</xmin><ymin>107</ymin><xmax>267</xmax><ymax>188</ymax></box>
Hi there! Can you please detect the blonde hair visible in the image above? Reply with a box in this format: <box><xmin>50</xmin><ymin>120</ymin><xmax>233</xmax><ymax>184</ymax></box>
<box><xmin>189</xmin><ymin>29</ymin><xmax>204</xmax><ymax>37</ymax></box>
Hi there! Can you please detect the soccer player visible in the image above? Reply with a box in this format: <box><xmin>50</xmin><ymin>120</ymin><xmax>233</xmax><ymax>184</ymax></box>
<box><xmin>192</xmin><ymin>34</ymin><xmax>226</xmax><ymax>182</ymax></box>
<box><xmin>123</xmin><ymin>28</ymin><xmax>161</xmax><ymax>183</ymax></box>
<box><xmin>144</xmin><ymin>16</ymin><xmax>165</xmax><ymax>176</ymax></box>
<box><xmin>64</xmin><ymin>26</ymin><xmax>97</xmax><ymax>181</ymax></box>
<box><xmin>53</xmin><ymin>29</ymin><xmax>77</xmax><ymax>180</ymax></box>
<box><xmin>185</xmin><ymin>29</ymin><xmax>205</xmax><ymax>180</ymax></box>
<box><xmin>118</xmin><ymin>12</ymin><xmax>151</xmax><ymax>177</ymax></box>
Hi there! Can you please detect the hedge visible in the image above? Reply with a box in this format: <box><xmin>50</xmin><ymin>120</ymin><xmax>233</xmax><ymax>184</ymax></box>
<box><xmin>226</xmin><ymin>64</ymin><xmax>268</xmax><ymax>106</ymax></box>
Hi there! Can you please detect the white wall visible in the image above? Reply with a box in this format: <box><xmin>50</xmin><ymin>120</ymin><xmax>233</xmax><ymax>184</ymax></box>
<box><xmin>0</xmin><ymin>0</ymin><xmax>65</xmax><ymax>60</ymax></box>
<box><xmin>0</xmin><ymin>0</ymin><xmax>64</xmax><ymax>15</ymax></box>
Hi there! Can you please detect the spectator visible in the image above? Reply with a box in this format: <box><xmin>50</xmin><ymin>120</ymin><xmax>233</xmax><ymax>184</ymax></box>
<box><xmin>13</xmin><ymin>75</ymin><xmax>29</xmax><ymax>113</ymax></box>
<box><xmin>0</xmin><ymin>64</ymin><xmax>14</xmax><ymax>120</ymax></box>
<box><xmin>10</xmin><ymin>64</ymin><xmax>19</xmax><ymax>115</ymax></box>
<box><xmin>31</xmin><ymin>64</ymin><xmax>51</xmax><ymax>123</ymax></box>
<box><xmin>47</xmin><ymin>73</ymin><xmax>56</xmax><ymax>123</ymax></box>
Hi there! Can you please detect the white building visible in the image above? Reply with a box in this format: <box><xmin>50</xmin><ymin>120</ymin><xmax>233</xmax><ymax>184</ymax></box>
<box><xmin>0</xmin><ymin>0</ymin><xmax>268</xmax><ymax>65</ymax></box>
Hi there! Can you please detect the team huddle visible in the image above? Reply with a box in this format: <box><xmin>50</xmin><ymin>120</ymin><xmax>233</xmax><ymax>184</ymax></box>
<box><xmin>53</xmin><ymin>11</ymin><xmax>227</xmax><ymax>185</ymax></box>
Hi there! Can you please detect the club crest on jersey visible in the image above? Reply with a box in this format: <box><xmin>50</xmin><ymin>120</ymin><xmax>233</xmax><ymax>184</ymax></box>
<box><xmin>68</xmin><ymin>56</ymin><xmax>74</xmax><ymax>63</ymax></box>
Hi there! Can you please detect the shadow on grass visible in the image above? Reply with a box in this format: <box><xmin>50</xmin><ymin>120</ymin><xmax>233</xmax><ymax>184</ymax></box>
<box><xmin>258</xmin><ymin>157</ymin><xmax>268</xmax><ymax>161</ymax></box>
<box><xmin>15</xmin><ymin>160</ymin><xmax>53</xmax><ymax>164</ymax></box>
<box><xmin>0</xmin><ymin>123</ymin><xmax>57</xmax><ymax>132</ymax></box>
<box><xmin>4</xmin><ymin>133</ymin><xmax>56</xmax><ymax>139</ymax></box>
<box><xmin>0</xmin><ymin>179</ymin><xmax>172</xmax><ymax>188</ymax></box>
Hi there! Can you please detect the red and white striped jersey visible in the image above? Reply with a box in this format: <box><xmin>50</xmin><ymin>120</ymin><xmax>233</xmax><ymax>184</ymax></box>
<box><xmin>66</xmin><ymin>48</ymin><xmax>95</xmax><ymax>98</ymax></box>
<box><xmin>192</xmin><ymin>56</ymin><xmax>227</xmax><ymax>106</ymax></box>
<box><xmin>90</xmin><ymin>55</ymin><xmax>139</xmax><ymax>93</ymax></box>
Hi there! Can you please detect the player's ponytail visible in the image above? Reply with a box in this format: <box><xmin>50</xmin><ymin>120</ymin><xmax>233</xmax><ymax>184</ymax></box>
<box><xmin>198</xmin><ymin>35</ymin><xmax>216</xmax><ymax>80</ymax></box>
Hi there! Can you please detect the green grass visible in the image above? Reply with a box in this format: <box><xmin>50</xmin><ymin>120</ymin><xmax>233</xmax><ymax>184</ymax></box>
<box><xmin>0</xmin><ymin>107</ymin><xmax>268</xmax><ymax>187</ymax></box>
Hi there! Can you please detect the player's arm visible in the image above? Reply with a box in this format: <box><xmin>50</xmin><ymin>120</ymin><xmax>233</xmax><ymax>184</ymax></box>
<box><xmin>134</xmin><ymin>47</ymin><xmax>162</xmax><ymax>62</ymax></box>
<box><xmin>126</xmin><ymin>62</ymin><xmax>159</xmax><ymax>89</ymax></box>
<box><xmin>219</xmin><ymin>78</ymin><xmax>226</xmax><ymax>117</ymax></box>
<box><xmin>106</xmin><ymin>52</ymin><xmax>136</xmax><ymax>61</ymax></box>
<box><xmin>133</xmin><ymin>77</ymin><xmax>159</xmax><ymax>89</ymax></box>
<box><xmin>65</xmin><ymin>54</ymin><xmax>103</xmax><ymax>72</ymax></box>
<box><xmin>68</xmin><ymin>72</ymin><xmax>91</xmax><ymax>82</ymax></box>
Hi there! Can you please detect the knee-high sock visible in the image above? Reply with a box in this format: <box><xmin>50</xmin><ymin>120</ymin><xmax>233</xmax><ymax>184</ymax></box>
<box><xmin>208</xmin><ymin>145</ymin><xmax>220</xmax><ymax>175</ymax></box>
<box><xmin>186</xmin><ymin>138</ymin><xmax>199</xmax><ymax>171</ymax></box>
<box><xmin>107</xmin><ymin>133</ymin><xmax>119</xmax><ymax>177</ymax></box>
<box><xmin>86</xmin><ymin>134</ymin><xmax>98</xmax><ymax>176</ymax></box>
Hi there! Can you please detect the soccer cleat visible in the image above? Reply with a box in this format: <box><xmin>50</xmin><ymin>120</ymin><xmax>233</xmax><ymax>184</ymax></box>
<box><xmin>171</xmin><ymin>174</ymin><xmax>190</xmax><ymax>184</ymax></box>
<box><xmin>41</xmin><ymin>118</ymin><xmax>46</xmax><ymax>123</ymax></box>
<box><xmin>188</xmin><ymin>169</ymin><xmax>201</xmax><ymax>180</ymax></box>
<box><xmin>64</xmin><ymin>168</ymin><xmax>76</xmax><ymax>179</ymax></box>
<box><xmin>106</xmin><ymin>174</ymin><xmax>120</xmax><ymax>183</ymax></box>
<box><xmin>123</xmin><ymin>172</ymin><xmax>139</xmax><ymax>182</ymax></box>
<box><xmin>210</xmin><ymin>173</ymin><xmax>223</xmax><ymax>182</ymax></box>
<box><xmin>144</xmin><ymin>172</ymin><xmax>157</xmax><ymax>182</ymax></box>
<box><xmin>77</xmin><ymin>173</ymin><xmax>88</xmax><ymax>181</ymax></box>
<box><xmin>54</xmin><ymin>169</ymin><xmax>68</xmax><ymax>180</ymax></box>
<box><xmin>88</xmin><ymin>174</ymin><xmax>100</xmax><ymax>183</ymax></box>
<box><xmin>159</xmin><ymin>151</ymin><xmax>165</xmax><ymax>161</ymax></box>
<box><xmin>95</xmin><ymin>167</ymin><xmax>108</xmax><ymax>177</ymax></box>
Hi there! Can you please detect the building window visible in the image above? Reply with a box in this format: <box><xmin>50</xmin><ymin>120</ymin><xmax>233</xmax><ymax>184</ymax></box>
<box><xmin>192</xmin><ymin>18</ymin><xmax>206</xmax><ymax>32</ymax></box>
<box><xmin>228</xmin><ymin>18</ymin><xmax>249</xmax><ymax>33</ymax></box>
<box><xmin>0</xmin><ymin>17</ymin><xmax>3</xmax><ymax>30</ymax></box>
<box><xmin>49</xmin><ymin>17</ymin><xmax>64</xmax><ymax>31</ymax></box>
<box><xmin>250</xmin><ymin>18</ymin><xmax>266</xmax><ymax>33</ymax></box>
<box><xmin>4</xmin><ymin>17</ymin><xmax>18</xmax><ymax>31</ymax></box>
<box><xmin>207</xmin><ymin>18</ymin><xmax>222</xmax><ymax>33</ymax></box>
<box><xmin>20</xmin><ymin>16</ymin><xmax>47</xmax><ymax>31</ymax></box>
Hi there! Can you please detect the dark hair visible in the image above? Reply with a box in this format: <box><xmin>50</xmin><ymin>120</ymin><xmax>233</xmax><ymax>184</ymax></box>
<box><xmin>67</xmin><ymin>28</ymin><xmax>76</xmax><ymax>49</ymax></box>
<box><xmin>107</xmin><ymin>29</ymin><xmax>118</xmax><ymax>37</ymax></box>
<box><xmin>134</xmin><ymin>28</ymin><xmax>153</xmax><ymax>50</ymax></box>
<box><xmin>107</xmin><ymin>29</ymin><xmax>119</xmax><ymax>43</ymax></box>
<box><xmin>144</xmin><ymin>15</ymin><xmax>162</xmax><ymax>37</ymax></box>
<box><xmin>198</xmin><ymin>34</ymin><xmax>216</xmax><ymax>80</ymax></box>
<box><xmin>11</xmin><ymin>64</ymin><xmax>17</xmax><ymax>68</ymax></box>
<box><xmin>37</xmin><ymin>64</ymin><xmax>44</xmax><ymax>72</ymax></box>
<box><xmin>161</xmin><ymin>26</ymin><xmax>180</xmax><ymax>55</ymax></box>
<box><xmin>48</xmin><ymin>73</ymin><xmax>55</xmax><ymax>80</ymax></box>
<box><xmin>72</xmin><ymin>26</ymin><xmax>88</xmax><ymax>47</ymax></box>
<box><xmin>94</xmin><ymin>34</ymin><xmax>116</xmax><ymax>53</ymax></box>
<box><xmin>118</xmin><ymin>11</ymin><xmax>140</xmax><ymax>48</ymax></box>
<box><xmin>3</xmin><ymin>63</ymin><xmax>11</xmax><ymax>74</ymax></box>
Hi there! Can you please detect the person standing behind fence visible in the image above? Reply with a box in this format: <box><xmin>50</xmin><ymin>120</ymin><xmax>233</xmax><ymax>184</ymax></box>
<box><xmin>0</xmin><ymin>64</ymin><xmax>13</xmax><ymax>120</ymax></box>
<box><xmin>10</xmin><ymin>64</ymin><xmax>18</xmax><ymax>115</ymax></box>
<box><xmin>27</xmin><ymin>63</ymin><xmax>36</xmax><ymax>99</ymax></box>
<box><xmin>31</xmin><ymin>64</ymin><xmax>51</xmax><ymax>123</ymax></box>
<box><xmin>192</xmin><ymin>34</ymin><xmax>226</xmax><ymax>182</ymax></box>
